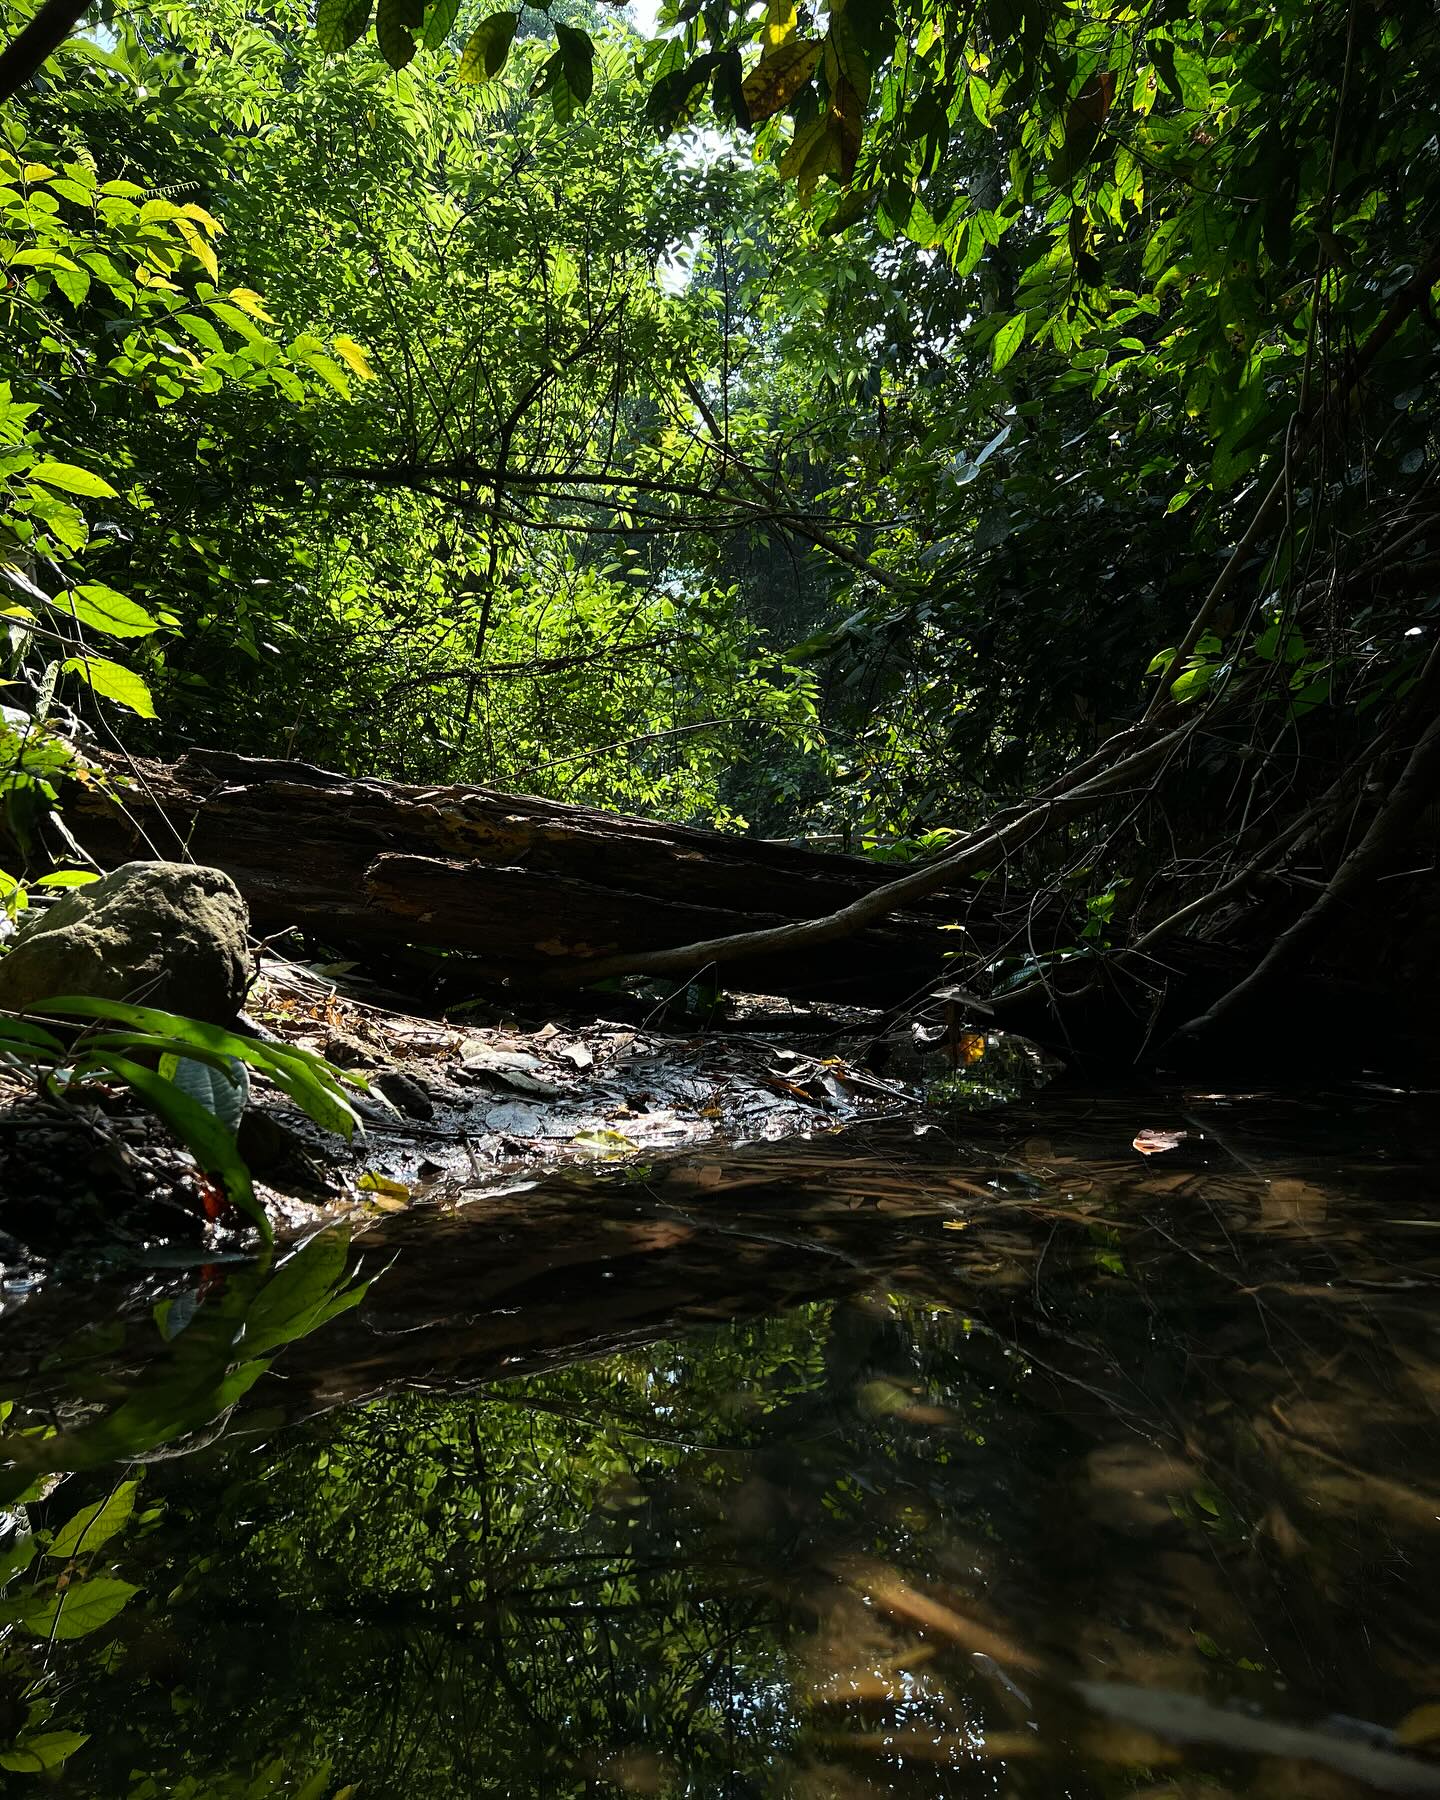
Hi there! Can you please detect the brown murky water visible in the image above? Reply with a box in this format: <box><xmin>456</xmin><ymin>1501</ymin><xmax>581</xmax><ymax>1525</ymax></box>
<box><xmin>1</xmin><ymin>1083</ymin><xmax>1438</xmax><ymax>1796</ymax></box>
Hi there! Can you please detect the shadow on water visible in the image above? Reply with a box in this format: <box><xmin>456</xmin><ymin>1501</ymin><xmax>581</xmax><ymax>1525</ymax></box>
<box><xmin>1</xmin><ymin>1083</ymin><xmax>1439</xmax><ymax>1795</ymax></box>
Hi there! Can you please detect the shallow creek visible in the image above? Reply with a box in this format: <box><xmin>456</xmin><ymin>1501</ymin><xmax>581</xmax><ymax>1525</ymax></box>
<box><xmin>1</xmin><ymin>1082</ymin><xmax>1438</xmax><ymax>1796</ymax></box>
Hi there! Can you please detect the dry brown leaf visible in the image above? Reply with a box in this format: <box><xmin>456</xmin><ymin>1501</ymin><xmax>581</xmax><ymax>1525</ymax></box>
<box><xmin>1133</xmin><ymin>1128</ymin><xmax>1188</xmax><ymax>1155</ymax></box>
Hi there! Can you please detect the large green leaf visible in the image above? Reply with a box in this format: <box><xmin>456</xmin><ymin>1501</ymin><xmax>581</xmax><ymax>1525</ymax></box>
<box><xmin>40</xmin><ymin>1000</ymin><xmax>368</xmax><ymax>1141</ymax></box>
<box><xmin>23</xmin><ymin>1575</ymin><xmax>137</xmax><ymax>1640</ymax></box>
<box><xmin>164</xmin><ymin>1053</ymin><xmax>250</xmax><ymax>1136</ymax></box>
<box><xmin>0</xmin><ymin>1731</ymin><xmax>90</xmax><ymax>1773</ymax></box>
<box><xmin>242</xmin><ymin>1227</ymin><xmax>365</xmax><ymax>1355</ymax></box>
<box><xmin>375</xmin><ymin>0</ymin><xmax>423</xmax><ymax>67</ymax></box>
<box><xmin>46</xmin><ymin>1480</ymin><xmax>139</xmax><ymax>1560</ymax></box>
<box><xmin>458</xmin><ymin>11</ymin><xmax>518</xmax><ymax>83</ymax></box>
<box><xmin>741</xmin><ymin>39</ymin><xmax>822</xmax><ymax>123</ymax></box>
<box><xmin>61</xmin><ymin>655</ymin><xmax>156</xmax><ymax>718</ymax></box>
<box><xmin>421</xmin><ymin>0</ymin><xmax>461</xmax><ymax>49</ymax></box>
<box><xmin>82</xmin><ymin>1053</ymin><xmax>270</xmax><ymax>1239</ymax></box>
<box><xmin>50</xmin><ymin>583</ymin><xmax>160</xmax><ymax>639</ymax></box>
<box><xmin>27</xmin><ymin>460</ymin><xmax>117</xmax><ymax>499</ymax></box>
<box><xmin>316</xmin><ymin>0</ymin><xmax>372</xmax><ymax>52</ymax></box>
<box><xmin>554</xmin><ymin>22</ymin><xmax>594</xmax><ymax>104</ymax></box>
<box><xmin>992</xmin><ymin>313</ymin><xmax>1027</xmax><ymax>371</ymax></box>
<box><xmin>646</xmin><ymin>52</ymin><xmax>724</xmax><ymax>133</ymax></box>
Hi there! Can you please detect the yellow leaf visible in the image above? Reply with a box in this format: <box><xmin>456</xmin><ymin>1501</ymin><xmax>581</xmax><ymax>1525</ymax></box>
<box><xmin>332</xmin><ymin>335</ymin><xmax>378</xmax><ymax>382</ymax></box>
<box><xmin>763</xmin><ymin>0</ymin><xmax>796</xmax><ymax>51</ymax></box>
<box><xmin>22</xmin><ymin>162</ymin><xmax>57</xmax><ymax>183</ymax></box>
<box><xmin>741</xmin><ymin>37</ymin><xmax>822</xmax><ymax>124</ymax></box>
<box><xmin>180</xmin><ymin>202</ymin><xmax>223</xmax><ymax>235</ymax></box>
<box><xmin>571</xmin><ymin>1127</ymin><xmax>636</xmax><ymax>1154</ymax></box>
<box><xmin>358</xmin><ymin>1171</ymin><xmax>410</xmax><ymax>1209</ymax></box>
<box><xmin>176</xmin><ymin>217</ymin><xmax>218</xmax><ymax>282</ymax></box>
<box><xmin>227</xmin><ymin>286</ymin><xmax>276</xmax><ymax>323</ymax></box>
<box><xmin>1396</xmin><ymin>1706</ymin><xmax>1440</xmax><ymax>1748</ymax></box>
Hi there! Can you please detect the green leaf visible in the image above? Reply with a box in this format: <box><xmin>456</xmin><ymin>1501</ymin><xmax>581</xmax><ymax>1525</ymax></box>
<box><xmin>39</xmin><ymin>999</ymin><xmax>365</xmax><ymax>1138</ymax></box>
<box><xmin>554</xmin><ymin>22</ymin><xmax>594</xmax><ymax>103</ymax></box>
<box><xmin>54</xmin><ymin>266</ymin><xmax>91</xmax><ymax>306</ymax></box>
<box><xmin>376</xmin><ymin>0</ymin><xmax>423</xmax><ymax>68</ymax></box>
<box><xmin>47</xmin><ymin>1480</ymin><xmax>138</xmax><ymax>1559</ymax></box>
<box><xmin>205</xmin><ymin>300</ymin><xmax>264</xmax><ymax>342</ymax></box>
<box><xmin>51</xmin><ymin>583</ymin><xmax>160</xmax><ymax>639</ymax></box>
<box><xmin>174</xmin><ymin>311</ymin><xmax>223</xmax><ymax>353</ymax></box>
<box><xmin>421</xmin><ymin>0</ymin><xmax>461</xmax><ymax>49</ymax></box>
<box><xmin>168</xmin><ymin>1054</ymin><xmax>249</xmax><ymax>1137</ymax></box>
<box><xmin>34</xmin><ymin>870</ymin><xmax>100</xmax><ymax>889</ymax></box>
<box><xmin>0</xmin><ymin>1015</ymin><xmax>66</xmax><ymax>1054</ymax></box>
<box><xmin>646</xmin><ymin>50</ymin><xmax>724</xmax><ymax>134</ymax></box>
<box><xmin>82</xmin><ymin>1054</ymin><xmax>270</xmax><ymax>1239</ymax></box>
<box><xmin>62</xmin><ymin>655</ymin><xmax>156</xmax><ymax>718</ymax></box>
<box><xmin>992</xmin><ymin>313</ymin><xmax>1026</xmax><ymax>371</ymax></box>
<box><xmin>243</xmin><ymin>1228</ymin><xmax>361</xmax><ymax>1355</ymax></box>
<box><xmin>23</xmin><ymin>1574</ymin><xmax>137</xmax><ymax>1640</ymax></box>
<box><xmin>457</xmin><ymin>11</ymin><xmax>518</xmax><ymax>82</ymax></box>
<box><xmin>0</xmin><ymin>1731</ymin><xmax>90</xmax><ymax>1773</ymax></box>
<box><xmin>0</xmin><ymin>1529</ymin><xmax>35</xmax><ymax>1583</ymax></box>
<box><xmin>316</xmin><ymin>0</ymin><xmax>372</xmax><ymax>52</ymax></box>
<box><xmin>295</xmin><ymin>350</ymin><xmax>351</xmax><ymax>398</ymax></box>
<box><xmin>1170</xmin><ymin>662</ymin><xmax>1218</xmax><ymax>702</ymax></box>
<box><xmin>28</xmin><ymin>460</ymin><xmax>117</xmax><ymax>500</ymax></box>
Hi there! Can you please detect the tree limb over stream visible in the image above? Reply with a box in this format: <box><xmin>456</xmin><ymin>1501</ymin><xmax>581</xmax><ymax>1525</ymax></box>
<box><xmin>62</xmin><ymin>723</ymin><xmax>1425</xmax><ymax>1072</ymax></box>
<box><xmin>73</xmin><ymin>746</ymin><xmax>1074</xmax><ymax>1008</ymax></box>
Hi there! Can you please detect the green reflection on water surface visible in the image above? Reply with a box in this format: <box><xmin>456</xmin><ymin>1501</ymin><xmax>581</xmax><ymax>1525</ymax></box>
<box><xmin>3</xmin><ymin>1091</ymin><xmax>1439</xmax><ymax>1798</ymax></box>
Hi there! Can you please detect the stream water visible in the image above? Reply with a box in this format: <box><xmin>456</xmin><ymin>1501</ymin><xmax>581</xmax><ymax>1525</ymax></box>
<box><xmin>1</xmin><ymin>1083</ymin><xmax>1439</xmax><ymax>1797</ymax></box>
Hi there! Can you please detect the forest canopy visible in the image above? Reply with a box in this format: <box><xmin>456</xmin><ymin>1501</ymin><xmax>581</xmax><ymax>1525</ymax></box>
<box><xmin>0</xmin><ymin>0</ymin><xmax>1437</xmax><ymax>1021</ymax></box>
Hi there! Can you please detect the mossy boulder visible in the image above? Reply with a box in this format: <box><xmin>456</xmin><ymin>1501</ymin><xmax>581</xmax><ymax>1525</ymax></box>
<box><xmin>0</xmin><ymin>861</ymin><xmax>251</xmax><ymax>1024</ymax></box>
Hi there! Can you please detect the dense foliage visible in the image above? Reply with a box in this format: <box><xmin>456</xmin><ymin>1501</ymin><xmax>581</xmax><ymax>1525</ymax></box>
<box><xmin>0</xmin><ymin>0</ymin><xmax>1436</xmax><ymax>956</ymax></box>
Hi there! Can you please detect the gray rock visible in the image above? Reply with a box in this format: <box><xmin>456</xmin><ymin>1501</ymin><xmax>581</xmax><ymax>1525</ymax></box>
<box><xmin>0</xmin><ymin>861</ymin><xmax>251</xmax><ymax>1024</ymax></box>
<box><xmin>372</xmin><ymin>1067</ymin><xmax>435</xmax><ymax>1120</ymax></box>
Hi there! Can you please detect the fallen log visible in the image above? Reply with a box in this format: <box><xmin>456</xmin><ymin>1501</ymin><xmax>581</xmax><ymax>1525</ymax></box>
<box><xmin>67</xmin><ymin>749</ymin><xmax>1063</xmax><ymax>1006</ymax></box>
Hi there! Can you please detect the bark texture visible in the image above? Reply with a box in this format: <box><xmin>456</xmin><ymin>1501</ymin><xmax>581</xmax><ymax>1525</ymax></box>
<box><xmin>71</xmin><ymin>750</ymin><xmax>1052</xmax><ymax>1005</ymax></box>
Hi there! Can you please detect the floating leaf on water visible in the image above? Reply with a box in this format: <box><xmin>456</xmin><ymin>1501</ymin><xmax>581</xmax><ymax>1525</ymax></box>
<box><xmin>571</xmin><ymin>1128</ymin><xmax>637</xmax><ymax>1155</ymax></box>
<box><xmin>1397</xmin><ymin>1705</ymin><xmax>1440</xmax><ymax>1748</ymax></box>
<box><xmin>358</xmin><ymin>1171</ymin><xmax>410</xmax><ymax>1208</ymax></box>
<box><xmin>1075</xmin><ymin>1682</ymin><xmax>1440</xmax><ymax>1793</ymax></box>
<box><xmin>1132</xmin><ymin>1128</ymin><xmax>1188</xmax><ymax>1155</ymax></box>
<box><xmin>461</xmin><ymin>1040</ymin><xmax>566</xmax><ymax>1096</ymax></box>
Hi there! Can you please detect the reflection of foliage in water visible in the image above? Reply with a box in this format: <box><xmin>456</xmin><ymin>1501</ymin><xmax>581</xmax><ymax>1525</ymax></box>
<box><xmin>4</xmin><ymin>1099</ymin><xmax>1440</xmax><ymax>1796</ymax></box>
<box><xmin>0</xmin><ymin>1228</ymin><xmax>371</xmax><ymax>1794</ymax></box>
<box><xmin>20</xmin><ymin>1296</ymin><xmax>1163</xmax><ymax>1795</ymax></box>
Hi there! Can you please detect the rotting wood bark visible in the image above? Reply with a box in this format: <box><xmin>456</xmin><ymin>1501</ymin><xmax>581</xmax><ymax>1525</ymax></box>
<box><xmin>66</xmin><ymin>748</ymin><xmax>1067</xmax><ymax>1006</ymax></box>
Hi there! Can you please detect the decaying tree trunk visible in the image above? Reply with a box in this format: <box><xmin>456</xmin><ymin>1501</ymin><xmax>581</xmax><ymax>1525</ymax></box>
<box><xmin>70</xmin><ymin>749</ymin><xmax>1059</xmax><ymax>1006</ymax></box>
